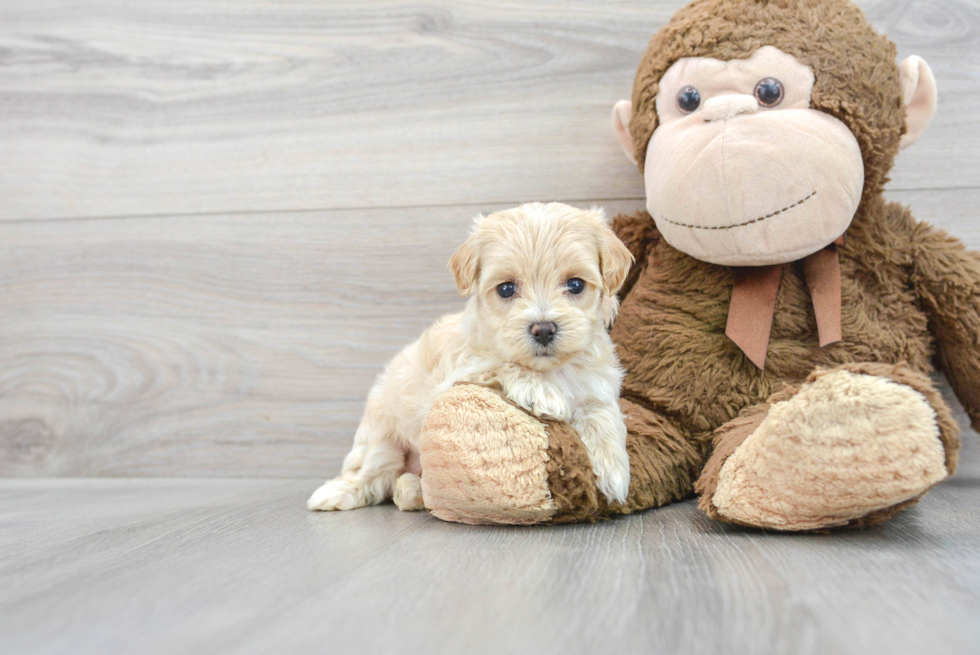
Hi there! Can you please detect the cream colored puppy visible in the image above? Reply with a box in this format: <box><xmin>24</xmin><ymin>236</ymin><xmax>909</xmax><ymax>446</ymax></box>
<box><xmin>307</xmin><ymin>202</ymin><xmax>634</xmax><ymax>512</ymax></box>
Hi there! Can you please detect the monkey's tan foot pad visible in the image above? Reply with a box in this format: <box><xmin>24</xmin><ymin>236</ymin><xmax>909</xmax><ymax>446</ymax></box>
<box><xmin>418</xmin><ymin>384</ymin><xmax>612</xmax><ymax>525</ymax></box>
<box><xmin>708</xmin><ymin>368</ymin><xmax>952</xmax><ymax>531</ymax></box>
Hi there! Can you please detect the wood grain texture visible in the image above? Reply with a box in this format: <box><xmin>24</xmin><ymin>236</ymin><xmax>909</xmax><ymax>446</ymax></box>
<box><xmin>3</xmin><ymin>192</ymin><xmax>977</xmax><ymax>478</ymax></box>
<box><xmin>0</xmin><ymin>0</ymin><xmax>977</xmax><ymax>221</ymax></box>
<box><xmin>2</xmin><ymin>4</ymin><xmax>978</xmax><ymax>650</ymax></box>
<box><xmin>1</xmin><ymin>435</ymin><xmax>978</xmax><ymax>655</ymax></box>
<box><xmin>0</xmin><ymin>200</ymin><xmax>478</xmax><ymax>477</ymax></box>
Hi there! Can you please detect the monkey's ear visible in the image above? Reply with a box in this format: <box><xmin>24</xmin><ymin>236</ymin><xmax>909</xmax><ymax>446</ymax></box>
<box><xmin>611</xmin><ymin>100</ymin><xmax>637</xmax><ymax>165</ymax></box>
<box><xmin>898</xmin><ymin>55</ymin><xmax>937</xmax><ymax>150</ymax></box>
<box><xmin>448</xmin><ymin>236</ymin><xmax>480</xmax><ymax>297</ymax></box>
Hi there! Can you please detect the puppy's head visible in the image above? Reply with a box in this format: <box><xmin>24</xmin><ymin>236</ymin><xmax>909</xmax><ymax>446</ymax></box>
<box><xmin>449</xmin><ymin>202</ymin><xmax>633</xmax><ymax>370</ymax></box>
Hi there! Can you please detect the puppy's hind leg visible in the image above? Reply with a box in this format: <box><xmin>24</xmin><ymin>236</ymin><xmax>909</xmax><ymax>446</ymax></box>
<box><xmin>307</xmin><ymin>399</ymin><xmax>405</xmax><ymax>511</ymax></box>
<box><xmin>393</xmin><ymin>472</ymin><xmax>424</xmax><ymax>511</ymax></box>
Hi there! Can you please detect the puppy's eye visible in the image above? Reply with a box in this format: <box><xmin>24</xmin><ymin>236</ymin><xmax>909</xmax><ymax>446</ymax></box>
<box><xmin>677</xmin><ymin>86</ymin><xmax>701</xmax><ymax>114</ymax></box>
<box><xmin>496</xmin><ymin>282</ymin><xmax>516</xmax><ymax>299</ymax></box>
<box><xmin>565</xmin><ymin>278</ymin><xmax>586</xmax><ymax>295</ymax></box>
<box><xmin>754</xmin><ymin>78</ymin><xmax>784</xmax><ymax>107</ymax></box>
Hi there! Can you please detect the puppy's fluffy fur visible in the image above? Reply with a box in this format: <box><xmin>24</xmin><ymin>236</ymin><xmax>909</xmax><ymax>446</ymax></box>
<box><xmin>308</xmin><ymin>202</ymin><xmax>634</xmax><ymax>512</ymax></box>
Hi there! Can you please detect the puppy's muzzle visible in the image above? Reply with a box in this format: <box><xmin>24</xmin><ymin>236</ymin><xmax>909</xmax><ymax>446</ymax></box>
<box><xmin>529</xmin><ymin>322</ymin><xmax>558</xmax><ymax>347</ymax></box>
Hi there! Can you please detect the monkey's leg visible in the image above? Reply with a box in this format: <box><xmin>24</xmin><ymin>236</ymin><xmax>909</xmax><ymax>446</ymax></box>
<box><xmin>696</xmin><ymin>363</ymin><xmax>960</xmax><ymax>531</ymax></box>
<box><xmin>416</xmin><ymin>384</ymin><xmax>706</xmax><ymax>525</ymax></box>
<box><xmin>617</xmin><ymin>396</ymin><xmax>709</xmax><ymax>513</ymax></box>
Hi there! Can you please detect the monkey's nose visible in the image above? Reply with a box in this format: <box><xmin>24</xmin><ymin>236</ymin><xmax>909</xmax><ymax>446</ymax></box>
<box><xmin>530</xmin><ymin>322</ymin><xmax>558</xmax><ymax>346</ymax></box>
<box><xmin>701</xmin><ymin>94</ymin><xmax>758</xmax><ymax>122</ymax></box>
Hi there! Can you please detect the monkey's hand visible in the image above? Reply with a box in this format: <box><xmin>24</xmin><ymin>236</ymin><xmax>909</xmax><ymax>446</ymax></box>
<box><xmin>912</xmin><ymin>222</ymin><xmax>980</xmax><ymax>431</ymax></box>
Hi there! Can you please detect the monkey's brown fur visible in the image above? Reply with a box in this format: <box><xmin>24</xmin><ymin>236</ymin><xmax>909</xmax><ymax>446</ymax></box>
<box><xmin>418</xmin><ymin>0</ymin><xmax>980</xmax><ymax>528</ymax></box>
<box><xmin>600</xmin><ymin>0</ymin><xmax>979</xmax><ymax>525</ymax></box>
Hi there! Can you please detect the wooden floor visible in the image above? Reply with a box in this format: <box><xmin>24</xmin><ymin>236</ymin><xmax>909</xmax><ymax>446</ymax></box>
<box><xmin>2</xmin><ymin>429</ymin><xmax>979</xmax><ymax>655</ymax></box>
<box><xmin>2</xmin><ymin>0</ymin><xmax>980</xmax><ymax>652</ymax></box>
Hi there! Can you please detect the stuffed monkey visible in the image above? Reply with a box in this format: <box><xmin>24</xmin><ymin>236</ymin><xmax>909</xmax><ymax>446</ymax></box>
<box><xmin>417</xmin><ymin>0</ymin><xmax>980</xmax><ymax>529</ymax></box>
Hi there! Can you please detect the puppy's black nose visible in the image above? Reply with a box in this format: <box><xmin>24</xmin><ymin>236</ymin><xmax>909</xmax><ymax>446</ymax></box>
<box><xmin>530</xmin><ymin>322</ymin><xmax>558</xmax><ymax>346</ymax></box>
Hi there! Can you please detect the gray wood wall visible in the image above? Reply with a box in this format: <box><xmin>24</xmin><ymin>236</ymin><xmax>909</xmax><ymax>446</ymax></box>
<box><xmin>1</xmin><ymin>0</ymin><xmax>978</xmax><ymax>477</ymax></box>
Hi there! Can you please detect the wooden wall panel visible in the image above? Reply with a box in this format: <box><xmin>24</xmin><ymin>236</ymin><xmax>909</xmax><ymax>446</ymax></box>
<box><xmin>0</xmin><ymin>0</ymin><xmax>978</xmax><ymax>476</ymax></box>
<box><xmin>0</xmin><ymin>0</ymin><xmax>976</xmax><ymax>220</ymax></box>
<box><xmin>1</xmin><ymin>192</ymin><xmax>976</xmax><ymax>477</ymax></box>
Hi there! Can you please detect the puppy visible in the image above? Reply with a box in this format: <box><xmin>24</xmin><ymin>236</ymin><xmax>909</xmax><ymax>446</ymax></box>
<box><xmin>307</xmin><ymin>202</ymin><xmax>634</xmax><ymax>512</ymax></box>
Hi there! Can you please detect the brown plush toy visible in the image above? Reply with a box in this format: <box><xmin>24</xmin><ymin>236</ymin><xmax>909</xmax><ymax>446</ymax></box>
<box><xmin>417</xmin><ymin>0</ymin><xmax>980</xmax><ymax>529</ymax></box>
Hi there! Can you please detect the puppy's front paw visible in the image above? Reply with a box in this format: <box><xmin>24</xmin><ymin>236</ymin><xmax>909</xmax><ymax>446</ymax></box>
<box><xmin>531</xmin><ymin>386</ymin><xmax>568</xmax><ymax>420</ymax></box>
<box><xmin>507</xmin><ymin>379</ymin><xmax>567</xmax><ymax>420</ymax></box>
<box><xmin>592</xmin><ymin>448</ymin><xmax>631</xmax><ymax>505</ymax></box>
<box><xmin>503</xmin><ymin>377</ymin><xmax>537</xmax><ymax>414</ymax></box>
<box><xmin>307</xmin><ymin>477</ymin><xmax>367</xmax><ymax>511</ymax></box>
<box><xmin>572</xmin><ymin>410</ymin><xmax>631</xmax><ymax>505</ymax></box>
<box><xmin>393</xmin><ymin>472</ymin><xmax>424</xmax><ymax>511</ymax></box>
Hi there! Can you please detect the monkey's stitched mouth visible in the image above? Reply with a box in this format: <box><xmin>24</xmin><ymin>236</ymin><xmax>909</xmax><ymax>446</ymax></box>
<box><xmin>658</xmin><ymin>190</ymin><xmax>818</xmax><ymax>230</ymax></box>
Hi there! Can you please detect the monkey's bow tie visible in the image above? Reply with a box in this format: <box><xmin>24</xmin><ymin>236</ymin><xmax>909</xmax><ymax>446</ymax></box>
<box><xmin>725</xmin><ymin>237</ymin><xmax>844</xmax><ymax>370</ymax></box>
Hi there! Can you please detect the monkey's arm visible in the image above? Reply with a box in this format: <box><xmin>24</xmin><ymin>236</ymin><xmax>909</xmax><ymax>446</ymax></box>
<box><xmin>611</xmin><ymin>210</ymin><xmax>657</xmax><ymax>299</ymax></box>
<box><xmin>911</xmin><ymin>222</ymin><xmax>980</xmax><ymax>431</ymax></box>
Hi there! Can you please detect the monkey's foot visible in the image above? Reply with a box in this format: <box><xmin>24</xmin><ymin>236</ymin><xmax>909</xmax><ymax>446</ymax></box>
<box><xmin>697</xmin><ymin>364</ymin><xmax>958</xmax><ymax>531</ymax></box>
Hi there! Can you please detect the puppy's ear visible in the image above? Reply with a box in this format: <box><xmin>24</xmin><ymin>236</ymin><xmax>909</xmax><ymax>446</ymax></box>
<box><xmin>588</xmin><ymin>208</ymin><xmax>633</xmax><ymax>327</ymax></box>
<box><xmin>600</xmin><ymin>233</ymin><xmax>633</xmax><ymax>327</ymax></box>
<box><xmin>596</xmin><ymin>218</ymin><xmax>634</xmax><ymax>296</ymax></box>
<box><xmin>448</xmin><ymin>235</ymin><xmax>480</xmax><ymax>297</ymax></box>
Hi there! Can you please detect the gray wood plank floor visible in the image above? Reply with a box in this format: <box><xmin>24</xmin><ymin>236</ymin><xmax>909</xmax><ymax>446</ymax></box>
<box><xmin>2</xmin><ymin>428</ymin><xmax>978</xmax><ymax>655</ymax></box>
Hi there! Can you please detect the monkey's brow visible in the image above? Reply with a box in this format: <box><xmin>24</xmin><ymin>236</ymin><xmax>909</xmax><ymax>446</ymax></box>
<box><xmin>658</xmin><ymin>191</ymin><xmax>817</xmax><ymax>230</ymax></box>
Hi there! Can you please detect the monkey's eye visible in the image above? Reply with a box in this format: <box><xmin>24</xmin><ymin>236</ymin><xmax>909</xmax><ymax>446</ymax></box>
<box><xmin>497</xmin><ymin>282</ymin><xmax>516</xmax><ymax>299</ymax></box>
<box><xmin>565</xmin><ymin>278</ymin><xmax>586</xmax><ymax>295</ymax></box>
<box><xmin>677</xmin><ymin>86</ymin><xmax>701</xmax><ymax>114</ymax></box>
<box><xmin>754</xmin><ymin>78</ymin><xmax>784</xmax><ymax>107</ymax></box>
